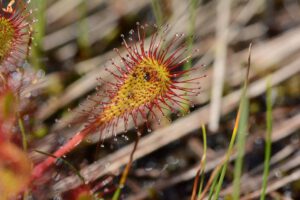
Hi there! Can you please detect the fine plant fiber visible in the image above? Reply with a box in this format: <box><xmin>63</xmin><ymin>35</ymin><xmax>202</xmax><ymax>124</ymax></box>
<box><xmin>260</xmin><ymin>78</ymin><xmax>273</xmax><ymax>200</ymax></box>
<box><xmin>212</xmin><ymin>43</ymin><xmax>252</xmax><ymax>200</ymax></box>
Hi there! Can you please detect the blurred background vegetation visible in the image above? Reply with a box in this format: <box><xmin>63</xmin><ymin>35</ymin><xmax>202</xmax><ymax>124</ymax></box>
<box><xmin>23</xmin><ymin>0</ymin><xmax>300</xmax><ymax>199</ymax></box>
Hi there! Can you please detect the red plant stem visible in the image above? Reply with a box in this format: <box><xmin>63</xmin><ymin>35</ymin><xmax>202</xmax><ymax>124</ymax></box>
<box><xmin>32</xmin><ymin>123</ymin><xmax>98</xmax><ymax>180</ymax></box>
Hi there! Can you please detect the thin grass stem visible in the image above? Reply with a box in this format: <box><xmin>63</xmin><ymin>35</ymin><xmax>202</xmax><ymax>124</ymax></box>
<box><xmin>18</xmin><ymin>117</ymin><xmax>27</xmax><ymax>151</ymax></box>
<box><xmin>112</xmin><ymin>134</ymin><xmax>140</xmax><ymax>200</ymax></box>
<box><xmin>208</xmin><ymin>169</ymin><xmax>221</xmax><ymax>200</ymax></box>
<box><xmin>191</xmin><ymin>124</ymin><xmax>207</xmax><ymax>200</ymax></box>
<box><xmin>233</xmin><ymin>93</ymin><xmax>249</xmax><ymax>199</ymax></box>
<box><xmin>260</xmin><ymin>78</ymin><xmax>273</xmax><ymax>200</ymax></box>
<box><xmin>212</xmin><ymin>43</ymin><xmax>252</xmax><ymax>200</ymax></box>
<box><xmin>34</xmin><ymin>150</ymin><xmax>86</xmax><ymax>184</ymax></box>
<box><xmin>197</xmin><ymin>124</ymin><xmax>207</xmax><ymax>197</ymax></box>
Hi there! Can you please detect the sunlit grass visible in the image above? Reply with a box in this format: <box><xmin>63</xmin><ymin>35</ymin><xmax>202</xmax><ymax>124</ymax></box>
<box><xmin>197</xmin><ymin>124</ymin><xmax>207</xmax><ymax>198</ymax></box>
<box><xmin>211</xmin><ymin>44</ymin><xmax>252</xmax><ymax>200</ymax></box>
<box><xmin>233</xmin><ymin>87</ymin><xmax>249</xmax><ymax>199</ymax></box>
<box><xmin>260</xmin><ymin>78</ymin><xmax>273</xmax><ymax>200</ymax></box>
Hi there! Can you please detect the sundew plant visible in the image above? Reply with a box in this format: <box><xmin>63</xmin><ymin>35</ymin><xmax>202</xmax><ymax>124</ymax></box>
<box><xmin>1</xmin><ymin>0</ymin><xmax>298</xmax><ymax>200</ymax></box>
<box><xmin>32</xmin><ymin>23</ymin><xmax>204</xmax><ymax>180</ymax></box>
<box><xmin>1</xmin><ymin>0</ymin><xmax>204</xmax><ymax>198</ymax></box>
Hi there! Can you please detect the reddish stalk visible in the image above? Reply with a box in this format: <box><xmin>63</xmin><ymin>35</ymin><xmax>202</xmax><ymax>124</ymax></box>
<box><xmin>32</xmin><ymin>123</ymin><xmax>98</xmax><ymax>179</ymax></box>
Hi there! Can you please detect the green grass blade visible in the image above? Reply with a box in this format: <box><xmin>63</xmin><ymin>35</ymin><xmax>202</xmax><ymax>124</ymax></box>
<box><xmin>191</xmin><ymin>124</ymin><xmax>207</xmax><ymax>200</ymax></box>
<box><xmin>197</xmin><ymin>125</ymin><xmax>207</xmax><ymax>197</ymax></box>
<box><xmin>208</xmin><ymin>169</ymin><xmax>221</xmax><ymax>200</ymax></box>
<box><xmin>212</xmin><ymin>83</ymin><xmax>245</xmax><ymax>200</ymax></box>
<box><xmin>260</xmin><ymin>78</ymin><xmax>273</xmax><ymax>200</ymax></box>
<box><xmin>233</xmin><ymin>95</ymin><xmax>249</xmax><ymax>199</ymax></box>
<box><xmin>212</xmin><ymin>44</ymin><xmax>252</xmax><ymax>200</ymax></box>
<box><xmin>212</xmin><ymin>121</ymin><xmax>238</xmax><ymax>200</ymax></box>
